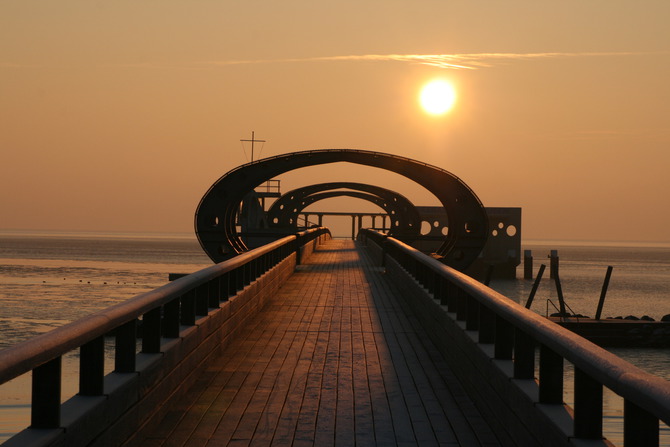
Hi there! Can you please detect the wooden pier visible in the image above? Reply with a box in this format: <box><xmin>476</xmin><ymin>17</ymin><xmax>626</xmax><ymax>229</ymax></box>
<box><xmin>138</xmin><ymin>239</ymin><xmax>500</xmax><ymax>446</ymax></box>
<box><xmin>3</xmin><ymin>230</ymin><xmax>668</xmax><ymax>446</ymax></box>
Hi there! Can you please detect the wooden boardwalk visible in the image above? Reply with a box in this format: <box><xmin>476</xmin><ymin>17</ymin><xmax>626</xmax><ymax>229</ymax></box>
<box><xmin>141</xmin><ymin>239</ymin><xmax>501</xmax><ymax>446</ymax></box>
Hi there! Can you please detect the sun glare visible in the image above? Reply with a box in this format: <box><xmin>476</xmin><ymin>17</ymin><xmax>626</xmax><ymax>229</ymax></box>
<box><xmin>420</xmin><ymin>80</ymin><xmax>456</xmax><ymax>115</ymax></box>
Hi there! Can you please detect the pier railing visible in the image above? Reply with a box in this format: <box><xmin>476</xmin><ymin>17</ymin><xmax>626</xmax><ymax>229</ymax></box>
<box><xmin>0</xmin><ymin>227</ymin><xmax>330</xmax><ymax>446</ymax></box>
<box><xmin>359</xmin><ymin>229</ymin><xmax>670</xmax><ymax>446</ymax></box>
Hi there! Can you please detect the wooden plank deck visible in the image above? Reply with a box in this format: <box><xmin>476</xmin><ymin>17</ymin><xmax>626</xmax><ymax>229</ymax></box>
<box><xmin>140</xmin><ymin>239</ymin><xmax>501</xmax><ymax>446</ymax></box>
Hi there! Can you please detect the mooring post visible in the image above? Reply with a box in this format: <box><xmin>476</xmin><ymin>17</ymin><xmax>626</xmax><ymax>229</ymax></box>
<box><xmin>595</xmin><ymin>266</ymin><xmax>614</xmax><ymax>320</ymax></box>
<box><xmin>525</xmin><ymin>264</ymin><xmax>546</xmax><ymax>309</ymax></box>
<box><xmin>549</xmin><ymin>250</ymin><xmax>559</xmax><ymax>279</ymax></box>
<box><xmin>555</xmin><ymin>271</ymin><xmax>567</xmax><ymax>316</ymax></box>
<box><xmin>524</xmin><ymin>249</ymin><xmax>533</xmax><ymax>279</ymax></box>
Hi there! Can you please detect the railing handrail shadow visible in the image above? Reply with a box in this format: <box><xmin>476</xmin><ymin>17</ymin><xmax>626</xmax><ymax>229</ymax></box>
<box><xmin>0</xmin><ymin>227</ymin><xmax>330</xmax><ymax>445</ymax></box>
<box><xmin>358</xmin><ymin>228</ymin><xmax>670</xmax><ymax>446</ymax></box>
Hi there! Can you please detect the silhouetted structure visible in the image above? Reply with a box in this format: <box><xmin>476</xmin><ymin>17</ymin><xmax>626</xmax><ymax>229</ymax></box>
<box><xmin>266</xmin><ymin>182</ymin><xmax>421</xmax><ymax>240</ymax></box>
<box><xmin>195</xmin><ymin>149</ymin><xmax>488</xmax><ymax>271</ymax></box>
<box><xmin>412</xmin><ymin>206</ymin><xmax>521</xmax><ymax>279</ymax></box>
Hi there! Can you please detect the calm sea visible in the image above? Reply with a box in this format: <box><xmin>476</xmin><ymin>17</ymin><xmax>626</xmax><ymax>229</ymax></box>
<box><xmin>0</xmin><ymin>233</ymin><xmax>668</xmax><ymax>444</ymax></box>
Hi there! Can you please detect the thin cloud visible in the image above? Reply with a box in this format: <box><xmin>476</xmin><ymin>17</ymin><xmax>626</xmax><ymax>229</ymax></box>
<box><xmin>7</xmin><ymin>51</ymin><xmax>660</xmax><ymax>71</ymax></box>
<box><xmin>203</xmin><ymin>51</ymin><xmax>661</xmax><ymax>70</ymax></box>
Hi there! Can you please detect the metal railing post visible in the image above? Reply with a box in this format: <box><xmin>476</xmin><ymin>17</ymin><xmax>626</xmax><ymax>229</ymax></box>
<box><xmin>162</xmin><ymin>296</ymin><xmax>180</xmax><ymax>336</ymax></box>
<box><xmin>142</xmin><ymin>307</ymin><xmax>162</xmax><ymax>353</ymax></box>
<box><xmin>539</xmin><ymin>345</ymin><xmax>564</xmax><ymax>404</ymax></box>
<box><xmin>478</xmin><ymin>305</ymin><xmax>495</xmax><ymax>344</ymax></box>
<box><xmin>494</xmin><ymin>316</ymin><xmax>514</xmax><ymax>360</ymax></box>
<box><xmin>208</xmin><ymin>279</ymin><xmax>219</xmax><ymax>308</ymax></box>
<box><xmin>624</xmin><ymin>400</ymin><xmax>659</xmax><ymax>447</ymax></box>
<box><xmin>513</xmin><ymin>329</ymin><xmax>534</xmax><ymax>380</ymax></box>
<box><xmin>115</xmin><ymin>319</ymin><xmax>137</xmax><ymax>373</ymax></box>
<box><xmin>574</xmin><ymin>367</ymin><xmax>603</xmax><ymax>439</ymax></box>
<box><xmin>80</xmin><ymin>336</ymin><xmax>105</xmax><ymax>396</ymax></box>
<box><xmin>466</xmin><ymin>295</ymin><xmax>479</xmax><ymax>331</ymax></box>
<box><xmin>456</xmin><ymin>288</ymin><xmax>468</xmax><ymax>321</ymax></box>
<box><xmin>195</xmin><ymin>284</ymin><xmax>209</xmax><ymax>316</ymax></box>
<box><xmin>179</xmin><ymin>290</ymin><xmax>195</xmax><ymax>327</ymax></box>
<box><xmin>446</xmin><ymin>282</ymin><xmax>458</xmax><ymax>313</ymax></box>
<box><xmin>31</xmin><ymin>357</ymin><xmax>61</xmax><ymax>428</ymax></box>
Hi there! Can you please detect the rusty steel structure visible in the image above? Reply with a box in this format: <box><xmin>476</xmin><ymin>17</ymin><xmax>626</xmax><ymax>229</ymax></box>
<box><xmin>195</xmin><ymin>149</ymin><xmax>488</xmax><ymax>271</ymax></box>
<box><xmin>266</xmin><ymin>182</ymin><xmax>421</xmax><ymax>240</ymax></box>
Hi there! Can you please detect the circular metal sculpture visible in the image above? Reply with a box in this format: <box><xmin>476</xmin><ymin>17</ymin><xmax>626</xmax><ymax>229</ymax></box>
<box><xmin>266</xmin><ymin>182</ymin><xmax>421</xmax><ymax>241</ymax></box>
<box><xmin>195</xmin><ymin>149</ymin><xmax>488</xmax><ymax>271</ymax></box>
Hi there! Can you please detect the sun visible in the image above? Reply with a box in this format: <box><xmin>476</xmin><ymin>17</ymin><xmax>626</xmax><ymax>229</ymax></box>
<box><xmin>419</xmin><ymin>80</ymin><xmax>457</xmax><ymax>115</ymax></box>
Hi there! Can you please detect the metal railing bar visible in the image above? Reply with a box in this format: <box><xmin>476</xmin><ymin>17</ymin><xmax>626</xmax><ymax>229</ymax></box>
<box><xmin>0</xmin><ymin>231</ymin><xmax>323</xmax><ymax>385</ymax></box>
<box><xmin>0</xmin><ymin>226</ymin><xmax>329</xmax><ymax>444</ymax></box>
<box><xmin>361</xmin><ymin>229</ymin><xmax>670</xmax><ymax>426</ymax></box>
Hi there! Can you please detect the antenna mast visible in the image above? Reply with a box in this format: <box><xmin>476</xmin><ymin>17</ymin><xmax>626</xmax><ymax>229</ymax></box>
<box><xmin>240</xmin><ymin>131</ymin><xmax>266</xmax><ymax>162</ymax></box>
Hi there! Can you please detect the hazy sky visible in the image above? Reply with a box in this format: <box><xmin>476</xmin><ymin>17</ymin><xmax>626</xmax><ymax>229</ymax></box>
<box><xmin>2</xmin><ymin>1</ymin><xmax>669</xmax><ymax>242</ymax></box>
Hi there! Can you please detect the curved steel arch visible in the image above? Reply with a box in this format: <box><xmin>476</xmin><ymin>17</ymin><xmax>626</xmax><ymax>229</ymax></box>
<box><xmin>274</xmin><ymin>191</ymin><xmax>419</xmax><ymax>238</ymax></box>
<box><xmin>195</xmin><ymin>149</ymin><xmax>488</xmax><ymax>270</ymax></box>
<box><xmin>266</xmin><ymin>182</ymin><xmax>421</xmax><ymax>241</ymax></box>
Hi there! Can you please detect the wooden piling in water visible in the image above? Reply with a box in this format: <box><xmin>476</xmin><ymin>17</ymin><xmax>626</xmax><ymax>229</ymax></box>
<box><xmin>524</xmin><ymin>250</ymin><xmax>533</xmax><ymax>279</ymax></box>
<box><xmin>595</xmin><ymin>266</ymin><xmax>614</xmax><ymax>320</ymax></box>
<box><xmin>525</xmin><ymin>264</ymin><xmax>546</xmax><ymax>309</ymax></box>
<box><xmin>549</xmin><ymin>250</ymin><xmax>559</xmax><ymax>279</ymax></box>
<box><xmin>554</xmin><ymin>270</ymin><xmax>567</xmax><ymax>315</ymax></box>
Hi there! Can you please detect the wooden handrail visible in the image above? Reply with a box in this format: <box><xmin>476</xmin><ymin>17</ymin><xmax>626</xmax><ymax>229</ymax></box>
<box><xmin>0</xmin><ymin>227</ymin><xmax>330</xmax><ymax>388</ymax></box>
<box><xmin>359</xmin><ymin>228</ymin><xmax>670</xmax><ymax>444</ymax></box>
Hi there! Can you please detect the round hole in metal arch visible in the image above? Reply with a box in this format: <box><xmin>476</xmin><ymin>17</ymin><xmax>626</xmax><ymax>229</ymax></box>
<box><xmin>420</xmin><ymin>221</ymin><xmax>431</xmax><ymax>235</ymax></box>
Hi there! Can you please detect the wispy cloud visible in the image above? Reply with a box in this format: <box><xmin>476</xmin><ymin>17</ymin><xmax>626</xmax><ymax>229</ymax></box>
<box><xmin>203</xmin><ymin>51</ymin><xmax>662</xmax><ymax>70</ymax></box>
<box><xmin>5</xmin><ymin>51</ymin><xmax>662</xmax><ymax>71</ymax></box>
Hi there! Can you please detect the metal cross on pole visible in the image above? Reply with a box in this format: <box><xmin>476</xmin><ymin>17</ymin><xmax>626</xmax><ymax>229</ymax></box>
<box><xmin>240</xmin><ymin>131</ymin><xmax>266</xmax><ymax>162</ymax></box>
